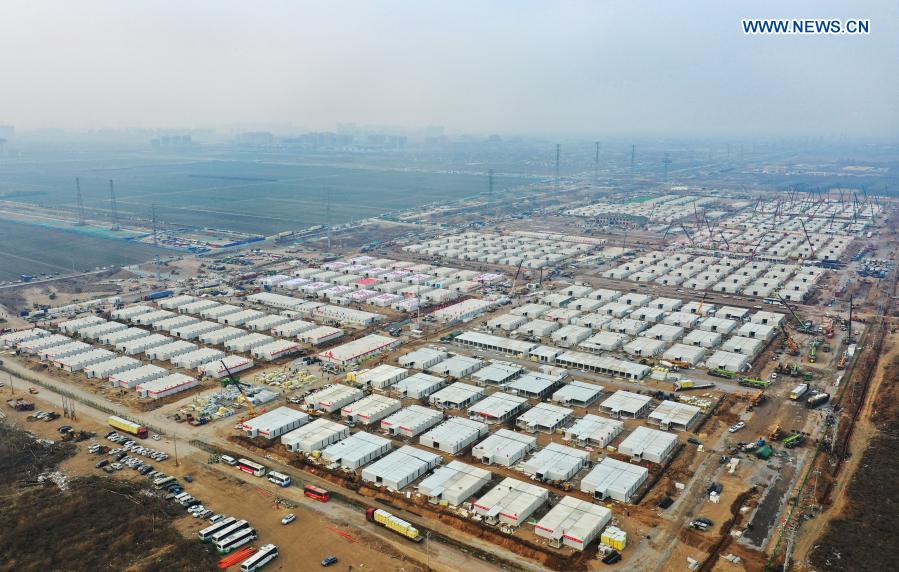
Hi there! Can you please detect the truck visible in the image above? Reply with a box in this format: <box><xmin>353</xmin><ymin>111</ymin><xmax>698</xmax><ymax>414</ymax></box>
<box><xmin>789</xmin><ymin>384</ymin><xmax>809</xmax><ymax>401</ymax></box>
<box><xmin>673</xmin><ymin>380</ymin><xmax>715</xmax><ymax>391</ymax></box>
<box><xmin>108</xmin><ymin>415</ymin><xmax>148</xmax><ymax>438</ymax></box>
<box><xmin>144</xmin><ymin>289</ymin><xmax>174</xmax><ymax>301</ymax></box>
<box><xmin>365</xmin><ymin>508</ymin><xmax>422</xmax><ymax>542</ymax></box>
<box><xmin>708</xmin><ymin>368</ymin><xmax>739</xmax><ymax>379</ymax></box>
<box><xmin>806</xmin><ymin>392</ymin><xmax>831</xmax><ymax>409</ymax></box>
<box><xmin>738</xmin><ymin>378</ymin><xmax>770</xmax><ymax>389</ymax></box>
<box><xmin>783</xmin><ymin>433</ymin><xmax>805</xmax><ymax>448</ymax></box>
<box><xmin>6</xmin><ymin>398</ymin><xmax>35</xmax><ymax>411</ymax></box>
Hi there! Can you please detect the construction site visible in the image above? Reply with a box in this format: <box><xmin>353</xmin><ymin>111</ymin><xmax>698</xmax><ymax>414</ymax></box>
<box><xmin>1</xmin><ymin>176</ymin><xmax>895</xmax><ymax>572</ymax></box>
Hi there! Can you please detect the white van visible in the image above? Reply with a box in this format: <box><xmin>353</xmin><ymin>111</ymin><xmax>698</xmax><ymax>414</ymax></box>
<box><xmin>220</xmin><ymin>455</ymin><xmax>237</xmax><ymax>466</ymax></box>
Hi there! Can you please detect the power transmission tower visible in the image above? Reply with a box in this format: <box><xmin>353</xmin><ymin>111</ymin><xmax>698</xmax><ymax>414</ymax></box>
<box><xmin>151</xmin><ymin>204</ymin><xmax>159</xmax><ymax>247</ymax></box>
<box><xmin>554</xmin><ymin>144</ymin><xmax>561</xmax><ymax>190</ymax></box>
<box><xmin>109</xmin><ymin>179</ymin><xmax>120</xmax><ymax>230</ymax></box>
<box><xmin>75</xmin><ymin>177</ymin><xmax>86</xmax><ymax>225</ymax></box>
<box><xmin>325</xmin><ymin>186</ymin><xmax>333</xmax><ymax>250</ymax></box>
<box><xmin>487</xmin><ymin>169</ymin><xmax>495</xmax><ymax>218</ymax></box>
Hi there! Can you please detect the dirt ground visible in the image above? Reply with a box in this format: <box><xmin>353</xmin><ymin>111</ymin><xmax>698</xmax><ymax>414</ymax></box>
<box><xmin>0</xmin><ymin>389</ymin><xmax>482</xmax><ymax>572</ymax></box>
<box><xmin>795</xmin><ymin>329</ymin><xmax>899</xmax><ymax>571</ymax></box>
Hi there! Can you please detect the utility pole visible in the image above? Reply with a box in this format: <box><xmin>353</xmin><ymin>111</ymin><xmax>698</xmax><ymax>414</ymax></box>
<box><xmin>75</xmin><ymin>177</ymin><xmax>86</xmax><ymax>226</ymax></box>
<box><xmin>108</xmin><ymin>179</ymin><xmax>120</xmax><ymax>230</ymax></box>
<box><xmin>426</xmin><ymin>531</ymin><xmax>431</xmax><ymax>571</ymax></box>
<box><xmin>174</xmin><ymin>435</ymin><xmax>179</xmax><ymax>467</ymax></box>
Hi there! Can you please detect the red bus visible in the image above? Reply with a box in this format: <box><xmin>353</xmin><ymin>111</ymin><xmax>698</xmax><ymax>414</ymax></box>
<box><xmin>304</xmin><ymin>485</ymin><xmax>330</xmax><ymax>502</ymax></box>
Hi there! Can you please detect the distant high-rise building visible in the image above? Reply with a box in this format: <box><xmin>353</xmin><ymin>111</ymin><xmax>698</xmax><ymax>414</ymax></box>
<box><xmin>0</xmin><ymin>125</ymin><xmax>14</xmax><ymax>139</ymax></box>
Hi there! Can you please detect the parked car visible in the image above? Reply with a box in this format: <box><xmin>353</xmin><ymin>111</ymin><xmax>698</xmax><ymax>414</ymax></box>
<box><xmin>729</xmin><ymin>421</ymin><xmax>746</xmax><ymax>433</ymax></box>
<box><xmin>281</xmin><ymin>514</ymin><xmax>296</xmax><ymax>525</ymax></box>
<box><xmin>321</xmin><ymin>556</ymin><xmax>338</xmax><ymax>567</ymax></box>
<box><xmin>602</xmin><ymin>550</ymin><xmax>621</xmax><ymax>565</ymax></box>
<box><xmin>688</xmin><ymin>436</ymin><xmax>702</xmax><ymax>445</ymax></box>
<box><xmin>95</xmin><ymin>459</ymin><xmax>109</xmax><ymax>469</ymax></box>
<box><xmin>110</xmin><ymin>463</ymin><xmax>123</xmax><ymax>470</ymax></box>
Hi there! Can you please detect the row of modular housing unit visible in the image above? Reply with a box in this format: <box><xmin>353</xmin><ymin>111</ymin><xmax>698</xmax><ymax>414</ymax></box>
<box><xmin>239</xmin><ymin>405</ymin><xmax>633</xmax><ymax>551</ymax></box>
<box><xmin>114</xmin><ymin>299</ymin><xmax>309</xmax><ymax>360</ymax></box>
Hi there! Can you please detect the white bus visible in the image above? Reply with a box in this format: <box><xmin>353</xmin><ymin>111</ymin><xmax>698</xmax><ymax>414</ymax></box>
<box><xmin>240</xmin><ymin>544</ymin><xmax>279</xmax><ymax>572</ymax></box>
<box><xmin>236</xmin><ymin>458</ymin><xmax>267</xmax><ymax>477</ymax></box>
<box><xmin>198</xmin><ymin>517</ymin><xmax>236</xmax><ymax>542</ymax></box>
<box><xmin>209</xmin><ymin>519</ymin><xmax>250</xmax><ymax>544</ymax></box>
<box><xmin>153</xmin><ymin>476</ymin><xmax>177</xmax><ymax>489</ymax></box>
<box><xmin>216</xmin><ymin>527</ymin><xmax>257</xmax><ymax>554</ymax></box>
<box><xmin>267</xmin><ymin>471</ymin><xmax>291</xmax><ymax>487</ymax></box>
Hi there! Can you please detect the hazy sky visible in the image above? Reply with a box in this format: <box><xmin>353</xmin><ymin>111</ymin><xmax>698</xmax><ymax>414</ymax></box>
<box><xmin>1</xmin><ymin>0</ymin><xmax>896</xmax><ymax>137</ymax></box>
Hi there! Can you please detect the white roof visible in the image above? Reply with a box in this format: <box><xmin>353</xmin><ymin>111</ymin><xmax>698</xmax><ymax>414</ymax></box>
<box><xmin>322</xmin><ymin>431</ymin><xmax>391</xmax><ymax>465</ymax></box>
<box><xmin>362</xmin><ymin>445</ymin><xmax>442</xmax><ymax>486</ymax></box>
<box><xmin>418</xmin><ymin>461</ymin><xmax>491</xmax><ymax>500</ymax></box>
<box><xmin>455</xmin><ymin>331</ymin><xmax>539</xmax><ymax>355</ymax></box>
<box><xmin>473</xmin><ymin>477</ymin><xmax>548</xmax><ymax>520</ymax></box>
<box><xmin>552</xmin><ymin>381</ymin><xmax>603</xmax><ymax>404</ymax></box>
<box><xmin>517</xmin><ymin>402</ymin><xmax>573</xmax><ymax>426</ymax></box>
<box><xmin>320</xmin><ymin>334</ymin><xmax>397</xmax><ymax>363</ymax></box>
<box><xmin>506</xmin><ymin>371</ymin><xmax>560</xmax><ymax>395</ymax></box>
<box><xmin>354</xmin><ymin>364</ymin><xmax>407</xmax><ymax>386</ymax></box>
<box><xmin>534</xmin><ymin>495</ymin><xmax>612</xmax><ymax>543</ymax></box>
<box><xmin>470</xmin><ymin>361</ymin><xmax>522</xmax><ymax>384</ymax></box>
<box><xmin>341</xmin><ymin>394</ymin><xmax>401</xmax><ymax>418</ymax></box>
<box><xmin>430</xmin><ymin>382</ymin><xmax>484</xmax><ymax>405</ymax></box>
<box><xmin>581</xmin><ymin>457</ymin><xmax>648</xmax><ymax>498</ymax></box>
<box><xmin>468</xmin><ymin>392</ymin><xmax>528</xmax><ymax>419</ymax></box>
<box><xmin>381</xmin><ymin>405</ymin><xmax>442</xmax><ymax>431</ymax></box>
<box><xmin>600</xmin><ymin>390</ymin><xmax>652</xmax><ymax>414</ymax></box>
<box><xmin>241</xmin><ymin>406</ymin><xmax>310</xmax><ymax>434</ymax></box>
<box><xmin>420</xmin><ymin>417</ymin><xmax>487</xmax><ymax>445</ymax></box>
<box><xmin>523</xmin><ymin>442</ymin><xmax>589</xmax><ymax>477</ymax></box>
<box><xmin>428</xmin><ymin>354</ymin><xmax>483</xmax><ymax>376</ymax></box>
<box><xmin>393</xmin><ymin>372</ymin><xmax>445</xmax><ymax>395</ymax></box>
<box><xmin>649</xmin><ymin>400</ymin><xmax>701</xmax><ymax>427</ymax></box>
<box><xmin>111</xmin><ymin>364</ymin><xmax>166</xmax><ymax>383</ymax></box>
<box><xmin>136</xmin><ymin>373</ymin><xmax>197</xmax><ymax>395</ymax></box>
<box><xmin>619</xmin><ymin>426</ymin><xmax>678</xmax><ymax>458</ymax></box>
<box><xmin>565</xmin><ymin>414</ymin><xmax>623</xmax><ymax>441</ymax></box>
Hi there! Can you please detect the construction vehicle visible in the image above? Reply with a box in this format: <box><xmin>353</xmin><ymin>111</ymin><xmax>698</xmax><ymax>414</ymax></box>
<box><xmin>806</xmin><ymin>392</ymin><xmax>831</xmax><ymax>408</ymax></box>
<box><xmin>738</xmin><ymin>378</ymin><xmax>770</xmax><ymax>389</ymax></box>
<box><xmin>508</xmin><ymin>260</ymin><xmax>524</xmax><ymax>297</ymax></box>
<box><xmin>769</xmin><ymin>424</ymin><xmax>784</xmax><ymax>441</ymax></box>
<box><xmin>673</xmin><ymin>380</ymin><xmax>715</xmax><ymax>392</ymax></box>
<box><xmin>219</xmin><ymin>360</ymin><xmax>257</xmax><ymax>418</ymax></box>
<box><xmin>749</xmin><ymin>390</ymin><xmax>765</xmax><ymax>407</ymax></box>
<box><xmin>789</xmin><ymin>383</ymin><xmax>809</xmax><ymax>400</ymax></box>
<box><xmin>783</xmin><ymin>433</ymin><xmax>805</xmax><ymax>449</ymax></box>
<box><xmin>779</xmin><ymin>323</ymin><xmax>800</xmax><ymax>356</ymax></box>
<box><xmin>365</xmin><ymin>508</ymin><xmax>422</xmax><ymax>542</ymax></box>
<box><xmin>837</xmin><ymin>353</ymin><xmax>847</xmax><ymax>369</ymax></box>
<box><xmin>776</xmin><ymin>362</ymin><xmax>804</xmax><ymax>377</ymax></box>
<box><xmin>776</xmin><ymin>292</ymin><xmax>816</xmax><ymax>334</ymax></box>
<box><xmin>6</xmin><ymin>398</ymin><xmax>35</xmax><ymax>411</ymax></box>
<box><xmin>708</xmin><ymin>368</ymin><xmax>739</xmax><ymax>379</ymax></box>
<box><xmin>108</xmin><ymin>415</ymin><xmax>148</xmax><ymax>439</ymax></box>
<box><xmin>808</xmin><ymin>339</ymin><xmax>819</xmax><ymax>363</ymax></box>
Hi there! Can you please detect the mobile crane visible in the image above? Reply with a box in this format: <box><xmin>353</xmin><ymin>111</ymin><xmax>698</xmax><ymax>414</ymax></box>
<box><xmin>219</xmin><ymin>360</ymin><xmax>257</xmax><ymax>418</ymax></box>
